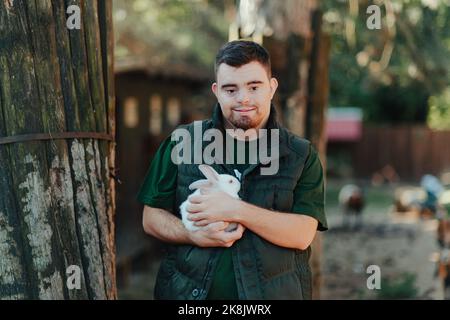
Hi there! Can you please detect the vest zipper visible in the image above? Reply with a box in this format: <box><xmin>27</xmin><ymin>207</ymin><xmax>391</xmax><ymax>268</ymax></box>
<box><xmin>200</xmin><ymin>249</ymin><xmax>219</xmax><ymax>299</ymax></box>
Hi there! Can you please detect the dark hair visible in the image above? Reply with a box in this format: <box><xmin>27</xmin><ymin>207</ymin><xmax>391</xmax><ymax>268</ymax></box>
<box><xmin>215</xmin><ymin>40</ymin><xmax>271</xmax><ymax>78</ymax></box>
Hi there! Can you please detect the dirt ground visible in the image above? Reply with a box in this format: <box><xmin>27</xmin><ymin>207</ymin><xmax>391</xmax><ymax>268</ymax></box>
<box><xmin>321</xmin><ymin>205</ymin><xmax>445</xmax><ymax>299</ymax></box>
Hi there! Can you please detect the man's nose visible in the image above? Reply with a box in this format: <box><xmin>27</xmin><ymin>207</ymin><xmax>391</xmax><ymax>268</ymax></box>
<box><xmin>236</xmin><ymin>90</ymin><xmax>250</xmax><ymax>105</ymax></box>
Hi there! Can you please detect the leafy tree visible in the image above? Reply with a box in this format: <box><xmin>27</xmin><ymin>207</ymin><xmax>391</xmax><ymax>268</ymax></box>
<box><xmin>322</xmin><ymin>0</ymin><xmax>450</xmax><ymax>127</ymax></box>
<box><xmin>113</xmin><ymin>0</ymin><xmax>229</xmax><ymax>74</ymax></box>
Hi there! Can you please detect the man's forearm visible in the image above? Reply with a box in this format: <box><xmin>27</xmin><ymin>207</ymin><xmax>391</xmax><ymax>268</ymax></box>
<box><xmin>234</xmin><ymin>201</ymin><xmax>318</xmax><ymax>250</ymax></box>
<box><xmin>142</xmin><ymin>205</ymin><xmax>193</xmax><ymax>245</ymax></box>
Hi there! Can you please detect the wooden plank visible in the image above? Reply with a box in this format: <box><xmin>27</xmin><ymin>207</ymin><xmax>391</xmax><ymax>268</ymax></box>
<box><xmin>0</xmin><ymin>42</ymin><xmax>29</xmax><ymax>298</ymax></box>
<box><xmin>98</xmin><ymin>0</ymin><xmax>117</xmax><ymax>299</ymax></box>
<box><xmin>398</xmin><ymin>126</ymin><xmax>411</xmax><ymax>179</ymax></box>
<box><xmin>0</xmin><ymin>0</ymin><xmax>116</xmax><ymax>299</ymax></box>
<box><xmin>24</xmin><ymin>0</ymin><xmax>89</xmax><ymax>299</ymax></box>
<box><xmin>81</xmin><ymin>0</ymin><xmax>112</xmax><ymax>299</ymax></box>
<box><xmin>411</xmin><ymin>126</ymin><xmax>430</xmax><ymax>180</ymax></box>
<box><xmin>62</xmin><ymin>0</ymin><xmax>109</xmax><ymax>299</ymax></box>
<box><xmin>1</xmin><ymin>0</ymin><xmax>65</xmax><ymax>299</ymax></box>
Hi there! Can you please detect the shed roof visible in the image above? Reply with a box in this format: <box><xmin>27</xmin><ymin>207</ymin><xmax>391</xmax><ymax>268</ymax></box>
<box><xmin>326</xmin><ymin>107</ymin><xmax>363</xmax><ymax>142</ymax></box>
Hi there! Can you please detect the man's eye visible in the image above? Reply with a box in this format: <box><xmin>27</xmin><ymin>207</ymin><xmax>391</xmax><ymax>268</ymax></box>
<box><xmin>226</xmin><ymin>89</ymin><xmax>235</xmax><ymax>94</ymax></box>
<box><xmin>250</xmin><ymin>87</ymin><xmax>258</xmax><ymax>91</ymax></box>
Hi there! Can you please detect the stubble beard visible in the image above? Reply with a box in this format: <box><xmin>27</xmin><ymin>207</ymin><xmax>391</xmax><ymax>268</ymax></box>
<box><xmin>230</xmin><ymin>116</ymin><xmax>254</xmax><ymax>130</ymax></box>
<box><xmin>228</xmin><ymin>110</ymin><xmax>262</xmax><ymax>130</ymax></box>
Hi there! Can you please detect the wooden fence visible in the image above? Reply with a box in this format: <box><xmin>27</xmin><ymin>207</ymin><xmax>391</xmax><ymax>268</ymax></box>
<box><xmin>352</xmin><ymin>126</ymin><xmax>450</xmax><ymax>181</ymax></box>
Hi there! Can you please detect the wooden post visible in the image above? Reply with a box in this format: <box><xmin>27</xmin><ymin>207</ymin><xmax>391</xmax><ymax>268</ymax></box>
<box><xmin>263</xmin><ymin>2</ymin><xmax>329</xmax><ymax>299</ymax></box>
<box><xmin>305</xmin><ymin>10</ymin><xmax>330</xmax><ymax>300</ymax></box>
<box><xmin>0</xmin><ymin>0</ymin><xmax>116</xmax><ymax>299</ymax></box>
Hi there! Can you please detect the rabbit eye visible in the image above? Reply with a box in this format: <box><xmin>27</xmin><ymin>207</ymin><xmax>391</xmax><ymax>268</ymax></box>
<box><xmin>229</xmin><ymin>179</ymin><xmax>233</xmax><ymax>183</ymax></box>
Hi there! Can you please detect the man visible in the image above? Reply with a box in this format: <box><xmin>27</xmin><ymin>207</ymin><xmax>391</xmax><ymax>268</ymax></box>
<box><xmin>138</xmin><ymin>40</ymin><xmax>327</xmax><ymax>300</ymax></box>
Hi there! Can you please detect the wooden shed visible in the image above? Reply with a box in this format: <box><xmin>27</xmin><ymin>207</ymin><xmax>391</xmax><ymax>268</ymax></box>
<box><xmin>114</xmin><ymin>58</ymin><xmax>213</xmax><ymax>285</ymax></box>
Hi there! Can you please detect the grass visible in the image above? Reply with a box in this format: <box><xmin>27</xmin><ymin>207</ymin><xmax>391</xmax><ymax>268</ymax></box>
<box><xmin>325</xmin><ymin>179</ymin><xmax>395</xmax><ymax>214</ymax></box>
<box><xmin>376</xmin><ymin>273</ymin><xmax>418</xmax><ymax>299</ymax></box>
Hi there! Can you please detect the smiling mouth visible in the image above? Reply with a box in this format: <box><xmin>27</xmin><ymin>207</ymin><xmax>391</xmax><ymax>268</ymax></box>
<box><xmin>233</xmin><ymin>107</ymin><xmax>256</xmax><ymax>113</ymax></box>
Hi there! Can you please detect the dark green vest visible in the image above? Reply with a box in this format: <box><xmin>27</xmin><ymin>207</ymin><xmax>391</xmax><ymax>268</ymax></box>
<box><xmin>154</xmin><ymin>104</ymin><xmax>312</xmax><ymax>300</ymax></box>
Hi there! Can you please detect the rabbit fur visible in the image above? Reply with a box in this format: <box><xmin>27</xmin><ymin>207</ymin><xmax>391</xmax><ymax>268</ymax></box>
<box><xmin>180</xmin><ymin>164</ymin><xmax>241</xmax><ymax>232</ymax></box>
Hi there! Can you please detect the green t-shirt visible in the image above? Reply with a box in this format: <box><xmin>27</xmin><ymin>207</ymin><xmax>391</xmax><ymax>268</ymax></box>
<box><xmin>137</xmin><ymin>134</ymin><xmax>327</xmax><ymax>300</ymax></box>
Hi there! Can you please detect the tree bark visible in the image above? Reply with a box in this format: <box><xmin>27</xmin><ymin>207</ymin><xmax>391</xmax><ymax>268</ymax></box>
<box><xmin>0</xmin><ymin>0</ymin><xmax>116</xmax><ymax>299</ymax></box>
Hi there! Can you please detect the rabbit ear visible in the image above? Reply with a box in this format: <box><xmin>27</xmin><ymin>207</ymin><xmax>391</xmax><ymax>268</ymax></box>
<box><xmin>189</xmin><ymin>179</ymin><xmax>212</xmax><ymax>190</ymax></box>
<box><xmin>199</xmin><ymin>164</ymin><xmax>219</xmax><ymax>183</ymax></box>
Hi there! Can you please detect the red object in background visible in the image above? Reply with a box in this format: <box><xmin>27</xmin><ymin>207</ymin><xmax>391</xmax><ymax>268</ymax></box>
<box><xmin>326</xmin><ymin>107</ymin><xmax>363</xmax><ymax>142</ymax></box>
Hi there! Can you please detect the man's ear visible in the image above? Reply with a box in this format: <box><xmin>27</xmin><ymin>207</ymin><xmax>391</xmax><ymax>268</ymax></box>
<box><xmin>269</xmin><ymin>78</ymin><xmax>279</xmax><ymax>99</ymax></box>
<box><xmin>211</xmin><ymin>82</ymin><xmax>218</xmax><ymax>97</ymax></box>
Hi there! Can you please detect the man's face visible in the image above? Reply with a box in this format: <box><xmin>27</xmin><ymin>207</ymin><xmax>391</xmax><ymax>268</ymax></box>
<box><xmin>212</xmin><ymin>61</ymin><xmax>278</xmax><ymax>130</ymax></box>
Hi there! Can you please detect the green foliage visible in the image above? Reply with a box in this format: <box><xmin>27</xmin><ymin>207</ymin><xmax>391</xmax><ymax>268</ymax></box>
<box><xmin>427</xmin><ymin>88</ymin><xmax>450</xmax><ymax>130</ymax></box>
<box><xmin>369</xmin><ymin>81</ymin><xmax>430</xmax><ymax>124</ymax></box>
<box><xmin>113</xmin><ymin>0</ymin><xmax>229</xmax><ymax>73</ymax></box>
<box><xmin>377</xmin><ymin>273</ymin><xmax>418</xmax><ymax>299</ymax></box>
<box><xmin>112</xmin><ymin>0</ymin><xmax>450</xmax><ymax>125</ymax></box>
<box><xmin>321</xmin><ymin>0</ymin><xmax>450</xmax><ymax>124</ymax></box>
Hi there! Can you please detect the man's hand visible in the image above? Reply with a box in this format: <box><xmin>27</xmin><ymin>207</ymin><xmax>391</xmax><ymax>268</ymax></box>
<box><xmin>185</xmin><ymin>189</ymin><xmax>319</xmax><ymax>250</ymax></box>
<box><xmin>188</xmin><ymin>221</ymin><xmax>245</xmax><ymax>248</ymax></box>
<box><xmin>186</xmin><ymin>190</ymin><xmax>241</xmax><ymax>226</ymax></box>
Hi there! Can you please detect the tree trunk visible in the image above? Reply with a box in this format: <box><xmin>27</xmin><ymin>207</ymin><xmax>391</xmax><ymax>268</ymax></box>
<box><xmin>305</xmin><ymin>11</ymin><xmax>330</xmax><ymax>300</ymax></box>
<box><xmin>0</xmin><ymin>0</ymin><xmax>116</xmax><ymax>299</ymax></box>
<box><xmin>263</xmin><ymin>1</ymin><xmax>329</xmax><ymax>299</ymax></box>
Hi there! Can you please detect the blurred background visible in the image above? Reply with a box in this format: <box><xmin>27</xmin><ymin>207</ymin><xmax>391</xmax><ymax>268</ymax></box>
<box><xmin>111</xmin><ymin>0</ymin><xmax>450</xmax><ymax>299</ymax></box>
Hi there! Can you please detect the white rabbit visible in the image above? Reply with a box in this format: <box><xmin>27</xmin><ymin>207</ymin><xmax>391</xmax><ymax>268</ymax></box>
<box><xmin>180</xmin><ymin>164</ymin><xmax>241</xmax><ymax>232</ymax></box>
